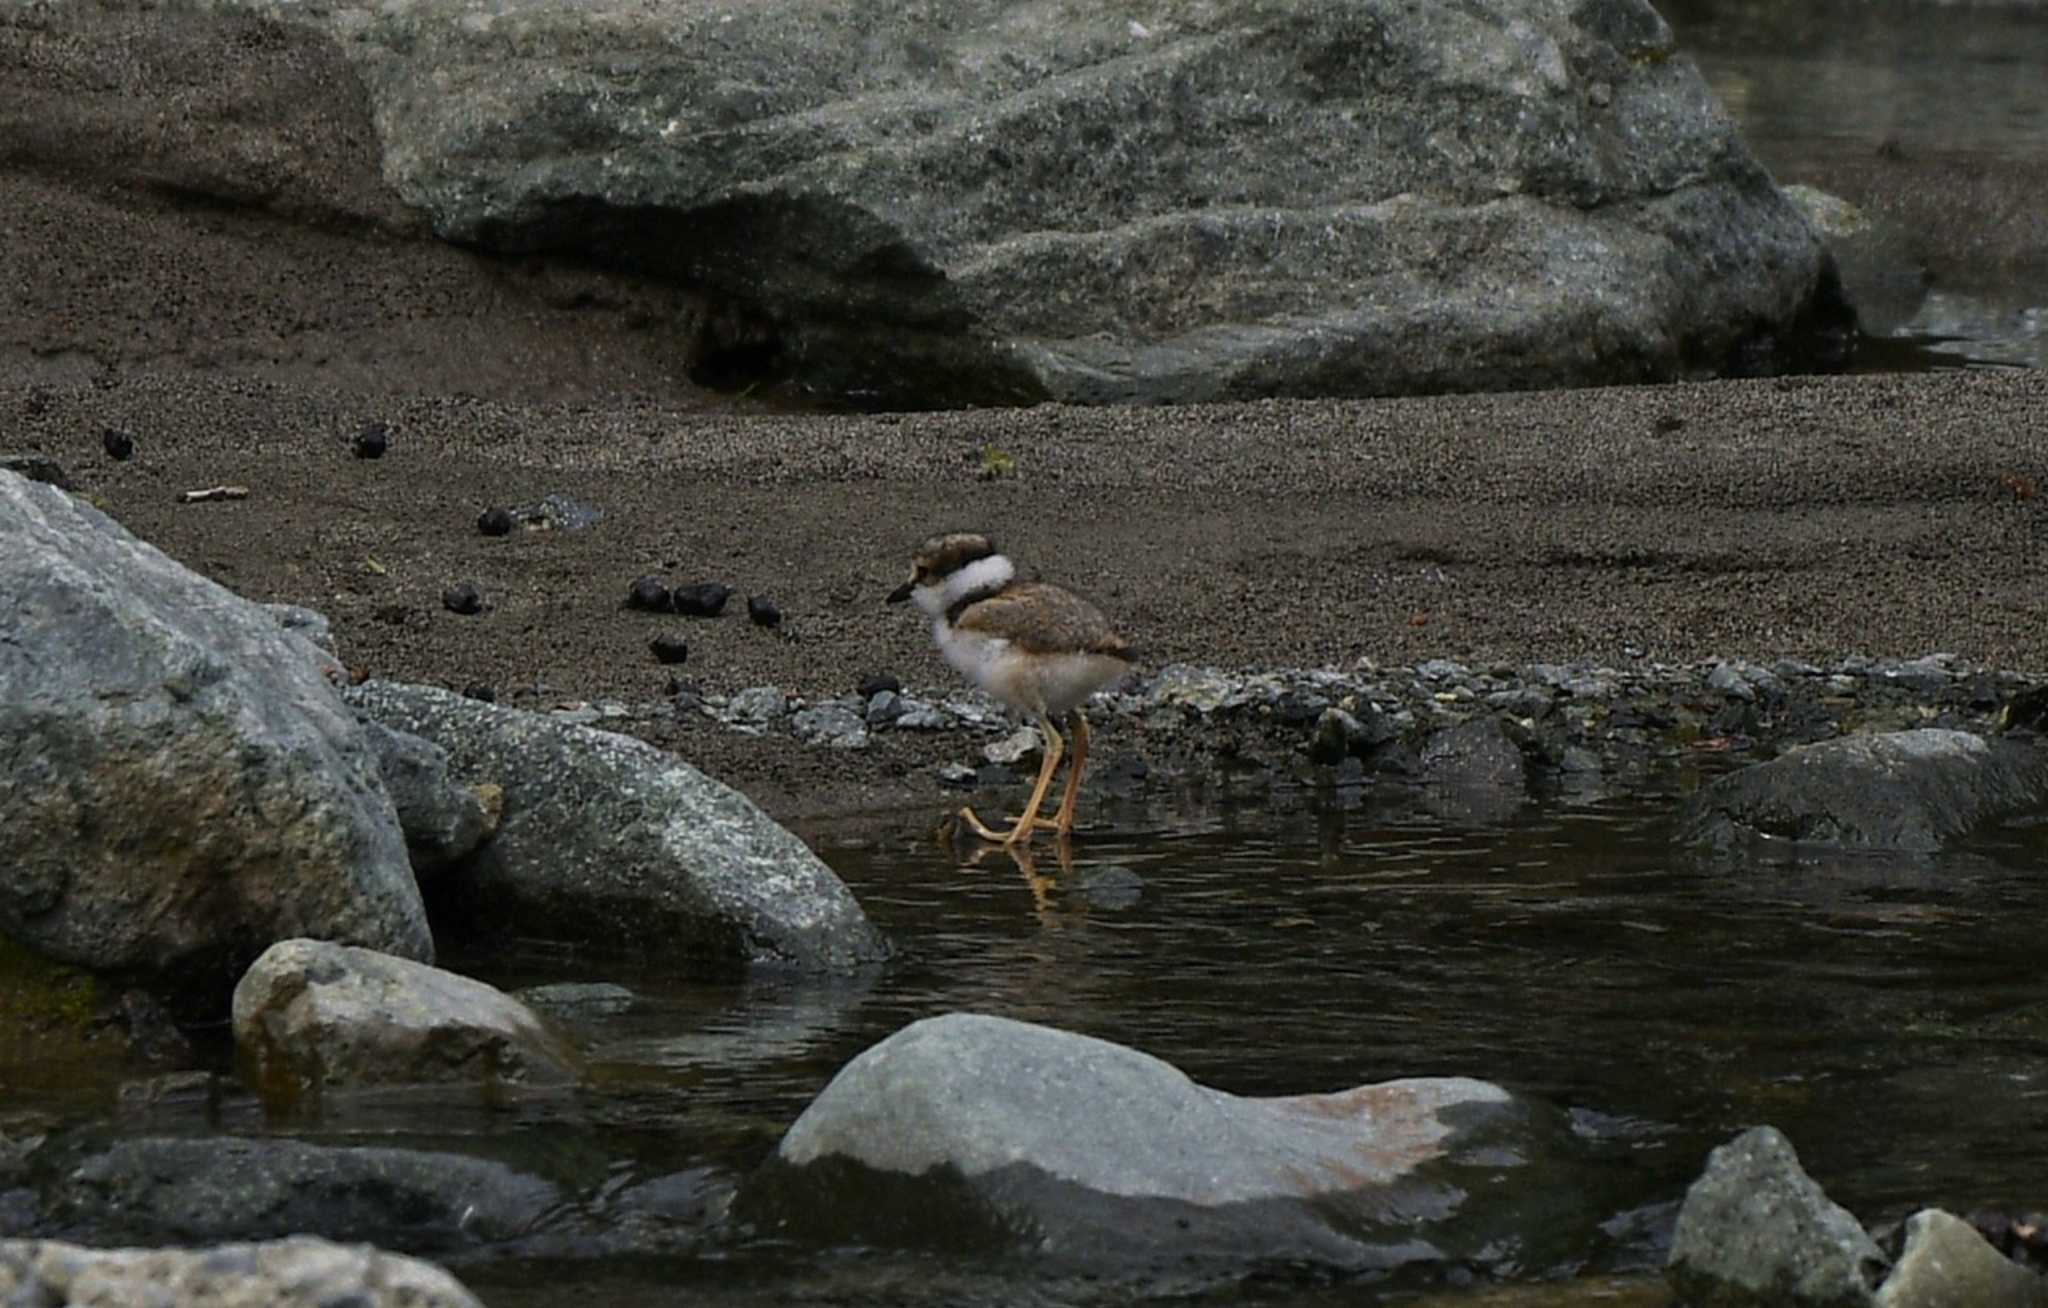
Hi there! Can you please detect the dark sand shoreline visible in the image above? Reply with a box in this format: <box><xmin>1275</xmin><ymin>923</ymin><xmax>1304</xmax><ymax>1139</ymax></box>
<box><xmin>7</xmin><ymin>367</ymin><xmax>2043</xmax><ymax>822</ymax></box>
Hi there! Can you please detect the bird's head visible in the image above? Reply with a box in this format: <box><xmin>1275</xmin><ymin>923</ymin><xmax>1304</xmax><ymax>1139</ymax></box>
<box><xmin>888</xmin><ymin>531</ymin><xmax>1013</xmax><ymax>618</ymax></box>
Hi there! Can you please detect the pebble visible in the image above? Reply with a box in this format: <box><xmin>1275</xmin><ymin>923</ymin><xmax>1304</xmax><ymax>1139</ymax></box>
<box><xmin>101</xmin><ymin>427</ymin><xmax>135</xmax><ymax>461</ymax></box>
<box><xmin>984</xmin><ymin>726</ymin><xmax>1042</xmax><ymax>765</ymax></box>
<box><xmin>792</xmin><ymin>702</ymin><xmax>868</xmax><ymax>749</ymax></box>
<box><xmin>626</xmin><ymin>576</ymin><xmax>672</xmax><ymax>613</ymax></box>
<box><xmin>673</xmin><ymin>582</ymin><xmax>732</xmax><ymax>617</ymax></box>
<box><xmin>461</xmin><ymin>683</ymin><xmax>496</xmax><ymax>702</ymax></box>
<box><xmin>505</xmin><ymin>493</ymin><xmax>604</xmax><ymax>531</ymax></box>
<box><xmin>477</xmin><ymin>506</ymin><xmax>514</xmax><ymax>537</ymax></box>
<box><xmin>352</xmin><ymin>422</ymin><xmax>389</xmax><ymax>459</ymax></box>
<box><xmin>725</xmin><ymin>685</ymin><xmax>788</xmax><ymax>726</ymax></box>
<box><xmin>935</xmin><ymin>761</ymin><xmax>978</xmax><ymax>788</ymax></box>
<box><xmin>440</xmin><ymin>582</ymin><xmax>483</xmax><ymax>615</ymax></box>
<box><xmin>748</xmin><ymin>595</ymin><xmax>782</xmax><ymax>627</ymax></box>
<box><xmin>649</xmin><ymin>634</ymin><xmax>689</xmax><ymax>665</ymax></box>
<box><xmin>859</xmin><ymin>674</ymin><xmax>903</xmax><ymax>699</ymax></box>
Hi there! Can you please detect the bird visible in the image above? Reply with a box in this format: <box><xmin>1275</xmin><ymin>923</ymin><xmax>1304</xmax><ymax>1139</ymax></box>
<box><xmin>888</xmin><ymin>531</ymin><xmax>1133</xmax><ymax>845</ymax></box>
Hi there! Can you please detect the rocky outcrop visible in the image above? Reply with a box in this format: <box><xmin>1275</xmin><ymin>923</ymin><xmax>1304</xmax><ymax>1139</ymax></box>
<box><xmin>0</xmin><ymin>1237</ymin><xmax>484</xmax><ymax>1308</ymax></box>
<box><xmin>1677</xmin><ymin>728</ymin><xmax>2048</xmax><ymax>852</ymax></box>
<box><xmin>232</xmin><ymin>939</ymin><xmax>579</xmax><ymax>1106</ymax></box>
<box><xmin>342</xmin><ymin>680</ymin><xmax>889</xmax><ymax>973</ymax></box>
<box><xmin>740</xmin><ymin>1012</ymin><xmax>1595</xmax><ymax>1272</ymax></box>
<box><xmin>1668</xmin><ymin>1125</ymin><xmax>1888</xmax><ymax>1306</ymax></box>
<box><xmin>0</xmin><ymin>470</ymin><xmax>431</xmax><ymax>1009</ymax></box>
<box><xmin>6</xmin><ymin>0</ymin><xmax>1838</xmax><ymax>407</ymax></box>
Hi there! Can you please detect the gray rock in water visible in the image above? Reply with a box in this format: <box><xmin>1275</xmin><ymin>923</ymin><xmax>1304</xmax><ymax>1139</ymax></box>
<box><xmin>232</xmin><ymin>939</ymin><xmax>580</xmax><ymax>1104</ymax></box>
<box><xmin>357</xmin><ymin>720</ymin><xmax>494</xmax><ymax>872</ymax></box>
<box><xmin>742</xmin><ymin>1012</ymin><xmax>1590</xmax><ymax>1272</ymax></box>
<box><xmin>1421</xmin><ymin>717</ymin><xmax>1527</xmax><ymax>789</ymax></box>
<box><xmin>1667</xmin><ymin>1125</ymin><xmax>1887</xmax><ymax>1308</ymax></box>
<box><xmin>1418</xmin><ymin>717</ymin><xmax>1529</xmax><ymax>825</ymax></box>
<box><xmin>48</xmin><ymin>1136</ymin><xmax>558</xmax><ymax>1253</ymax></box>
<box><xmin>0</xmin><ymin>1237</ymin><xmax>483</xmax><ymax>1308</ymax></box>
<box><xmin>1875</xmin><ymin>1209</ymin><xmax>2048</xmax><ymax>1308</ymax></box>
<box><xmin>341</xmin><ymin>680</ymin><xmax>889</xmax><ymax>972</ymax></box>
<box><xmin>0</xmin><ymin>470</ymin><xmax>431</xmax><ymax>1004</ymax></box>
<box><xmin>1677</xmin><ymin>728</ymin><xmax>2048</xmax><ymax>852</ymax></box>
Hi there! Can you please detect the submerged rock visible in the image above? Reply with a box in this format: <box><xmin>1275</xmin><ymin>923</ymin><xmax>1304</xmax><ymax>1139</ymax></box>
<box><xmin>1677</xmin><ymin>728</ymin><xmax>2048</xmax><ymax>852</ymax></box>
<box><xmin>741</xmin><ymin>1012</ymin><xmax>1595</xmax><ymax>1272</ymax></box>
<box><xmin>46</xmin><ymin>1137</ymin><xmax>557</xmax><ymax>1254</ymax></box>
<box><xmin>232</xmin><ymin>939</ymin><xmax>579</xmax><ymax>1105</ymax></box>
<box><xmin>342</xmin><ymin>680</ymin><xmax>889</xmax><ymax>972</ymax></box>
<box><xmin>0</xmin><ymin>470</ymin><xmax>431</xmax><ymax>1008</ymax></box>
<box><xmin>1667</xmin><ymin>1125</ymin><xmax>1887</xmax><ymax>1307</ymax></box>
<box><xmin>0</xmin><ymin>1237</ymin><xmax>483</xmax><ymax>1308</ymax></box>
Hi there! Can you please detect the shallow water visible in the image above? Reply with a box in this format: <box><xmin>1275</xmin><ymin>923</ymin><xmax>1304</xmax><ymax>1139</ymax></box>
<box><xmin>429</xmin><ymin>777</ymin><xmax>2048</xmax><ymax>1307</ymax></box>
<box><xmin>1666</xmin><ymin>0</ymin><xmax>2048</xmax><ymax>370</ymax></box>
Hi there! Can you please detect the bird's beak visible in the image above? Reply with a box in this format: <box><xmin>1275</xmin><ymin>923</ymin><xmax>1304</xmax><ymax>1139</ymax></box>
<box><xmin>886</xmin><ymin>581</ymin><xmax>913</xmax><ymax>605</ymax></box>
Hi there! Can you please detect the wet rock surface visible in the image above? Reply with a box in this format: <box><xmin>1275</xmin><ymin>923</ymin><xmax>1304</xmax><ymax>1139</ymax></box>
<box><xmin>1668</xmin><ymin>1125</ymin><xmax>1888</xmax><ymax>1306</ymax></box>
<box><xmin>0</xmin><ymin>470</ymin><xmax>432</xmax><ymax>1009</ymax></box>
<box><xmin>741</xmin><ymin>1012</ymin><xmax>1601</xmax><ymax>1273</ymax></box>
<box><xmin>231</xmin><ymin>939</ymin><xmax>580</xmax><ymax>1105</ymax></box>
<box><xmin>1877</xmin><ymin>1209</ymin><xmax>2048</xmax><ymax>1308</ymax></box>
<box><xmin>0</xmin><ymin>1236</ymin><xmax>485</xmax><ymax>1308</ymax></box>
<box><xmin>37</xmin><ymin>1136</ymin><xmax>558</xmax><ymax>1254</ymax></box>
<box><xmin>341</xmin><ymin>679</ymin><xmax>891</xmax><ymax>972</ymax></box>
<box><xmin>1678</xmin><ymin>727</ymin><xmax>2048</xmax><ymax>851</ymax></box>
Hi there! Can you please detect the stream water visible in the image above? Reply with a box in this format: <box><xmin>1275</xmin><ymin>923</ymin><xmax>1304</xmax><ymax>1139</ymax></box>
<box><xmin>440</xmin><ymin>779</ymin><xmax>2048</xmax><ymax>1306</ymax></box>
<box><xmin>1667</xmin><ymin>0</ymin><xmax>2048</xmax><ymax>371</ymax></box>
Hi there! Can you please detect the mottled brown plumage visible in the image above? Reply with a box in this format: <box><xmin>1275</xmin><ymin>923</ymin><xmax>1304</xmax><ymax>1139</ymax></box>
<box><xmin>951</xmin><ymin>582</ymin><xmax>1133</xmax><ymax>661</ymax></box>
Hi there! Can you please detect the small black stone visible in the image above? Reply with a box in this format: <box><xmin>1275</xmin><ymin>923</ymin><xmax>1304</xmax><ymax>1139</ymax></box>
<box><xmin>858</xmin><ymin>674</ymin><xmax>902</xmax><ymax>699</ymax></box>
<box><xmin>477</xmin><ymin>506</ymin><xmax>514</xmax><ymax>537</ymax></box>
<box><xmin>353</xmin><ymin>422</ymin><xmax>390</xmax><ymax>459</ymax></box>
<box><xmin>101</xmin><ymin>427</ymin><xmax>135</xmax><ymax>461</ymax></box>
<box><xmin>461</xmin><ymin>683</ymin><xmax>496</xmax><ymax>702</ymax></box>
<box><xmin>441</xmin><ymin>582</ymin><xmax>484</xmax><ymax>616</ymax></box>
<box><xmin>626</xmin><ymin>575</ymin><xmax>673</xmax><ymax>612</ymax></box>
<box><xmin>747</xmin><ymin>594</ymin><xmax>782</xmax><ymax>627</ymax></box>
<box><xmin>672</xmin><ymin>582</ymin><xmax>732</xmax><ymax>617</ymax></box>
<box><xmin>650</xmin><ymin>634</ymin><xmax>690</xmax><ymax>665</ymax></box>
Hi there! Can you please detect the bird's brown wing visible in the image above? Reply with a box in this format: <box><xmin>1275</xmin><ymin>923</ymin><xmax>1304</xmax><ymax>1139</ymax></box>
<box><xmin>954</xmin><ymin>582</ymin><xmax>1133</xmax><ymax>660</ymax></box>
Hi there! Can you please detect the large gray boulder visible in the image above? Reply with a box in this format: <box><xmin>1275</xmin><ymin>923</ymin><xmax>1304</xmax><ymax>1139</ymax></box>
<box><xmin>0</xmin><ymin>471</ymin><xmax>431</xmax><ymax>1006</ymax></box>
<box><xmin>741</xmin><ymin>1012</ymin><xmax>1599</xmax><ymax>1272</ymax></box>
<box><xmin>342</xmin><ymin>680</ymin><xmax>889</xmax><ymax>973</ymax></box>
<box><xmin>0</xmin><ymin>1237</ymin><xmax>483</xmax><ymax>1308</ymax></box>
<box><xmin>1667</xmin><ymin>1125</ymin><xmax>1888</xmax><ymax>1307</ymax></box>
<box><xmin>232</xmin><ymin>938</ymin><xmax>579</xmax><ymax>1106</ymax></box>
<box><xmin>1678</xmin><ymin>728</ymin><xmax>2048</xmax><ymax>852</ymax></box>
<box><xmin>34</xmin><ymin>0</ymin><xmax>1834</xmax><ymax>407</ymax></box>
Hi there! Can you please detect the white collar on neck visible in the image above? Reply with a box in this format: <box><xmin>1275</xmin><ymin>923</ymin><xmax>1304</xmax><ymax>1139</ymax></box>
<box><xmin>916</xmin><ymin>552</ymin><xmax>1014</xmax><ymax>620</ymax></box>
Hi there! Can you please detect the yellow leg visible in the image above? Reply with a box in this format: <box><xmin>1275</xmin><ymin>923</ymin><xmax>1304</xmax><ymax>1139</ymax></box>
<box><xmin>956</xmin><ymin>714</ymin><xmax>1065</xmax><ymax>845</ymax></box>
<box><xmin>1050</xmin><ymin>711</ymin><xmax>1091</xmax><ymax>836</ymax></box>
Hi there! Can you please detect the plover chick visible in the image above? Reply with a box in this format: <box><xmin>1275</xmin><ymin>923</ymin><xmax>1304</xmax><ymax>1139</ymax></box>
<box><xmin>888</xmin><ymin>531</ymin><xmax>1133</xmax><ymax>844</ymax></box>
